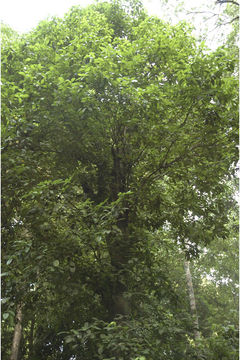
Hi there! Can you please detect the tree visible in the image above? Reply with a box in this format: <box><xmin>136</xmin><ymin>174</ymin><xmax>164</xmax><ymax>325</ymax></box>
<box><xmin>10</xmin><ymin>303</ymin><xmax>23</xmax><ymax>360</ymax></box>
<box><xmin>216</xmin><ymin>0</ymin><xmax>239</xmax><ymax>23</ymax></box>
<box><xmin>181</xmin><ymin>0</ymin><xmax>239</xmax><ymax>48</ymax></box>
<box><xmin>184</xmin><ymin>260</ymin><xmax>201</xmax><ymax>341</ymax></box>
<box><xmin>1</xmin><ymin>0</ymin><xmax>238</xmax><ymax>358</ymax></box>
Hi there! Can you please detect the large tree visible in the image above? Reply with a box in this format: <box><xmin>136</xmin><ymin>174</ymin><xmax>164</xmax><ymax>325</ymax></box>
<box><xmin>1</xmin><ymin>1</ymin><xmax>238</xmax><ymax>358</ymax></box>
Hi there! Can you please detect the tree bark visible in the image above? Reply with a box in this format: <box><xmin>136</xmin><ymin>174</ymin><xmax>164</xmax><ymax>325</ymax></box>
<box><xmin>28</xmin><ymin>315</ymin><xmax>35</xmax><ymax>360</ymax></box>
<box><xmin>184</xmin><ymin>260</ymin><xmax>201</xmax><ymax>340</ymax></box>
<box><xmin>106</xmin><ymin>224</ymin><xmax>132</xmax><ymax>319</ymax></box>
<box><xmin>10</xmin><ymin>303</ymin><xmax>23</xmax><ymax>360</ymax></box>
<box><xmin>103</xmin><ymin>144</ymin><xmax>132</xmax><ymax>319</ymax></box>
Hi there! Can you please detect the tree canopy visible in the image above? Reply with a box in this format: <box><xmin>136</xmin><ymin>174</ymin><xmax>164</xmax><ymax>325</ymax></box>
<box><xmin>1</xmin><ymin>1</ymin><xmax>238</xmax><ymax>359</ymax></box>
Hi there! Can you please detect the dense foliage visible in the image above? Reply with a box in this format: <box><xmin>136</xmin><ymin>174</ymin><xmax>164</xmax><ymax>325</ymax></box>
<box><xmin>1</xmin><ymin>1</ymin><xmax>238</xmax><ymax>359</ymax></box>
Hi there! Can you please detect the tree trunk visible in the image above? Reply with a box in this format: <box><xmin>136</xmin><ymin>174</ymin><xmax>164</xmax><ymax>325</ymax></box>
<box><xmin>10</xmin><ymin>303</ymin><xmax>23</xmax><ymax>360</ymax></box>
<box><xmin>106</xmin><ymin>223</ymin><xmax>132</xmax><ymax>319</ymax></box>
<box><xmin>28</xmin><ymin>315</ymin><xmax>35</xmax><ymax>360</ymax></box>
<box><xmin>103</xmin><ymin>145</ymin><xmax>132</xmax><ymax>319</ymax></box>
<box><xmin>184</xmin><ymin>260</ymin><xmax>201</xmax><ymax>340</ymax></box>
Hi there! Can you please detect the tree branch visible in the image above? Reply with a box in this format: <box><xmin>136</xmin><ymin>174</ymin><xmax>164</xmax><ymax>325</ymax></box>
<box><xmin>217</xmin><ymin>0</ymin><xmax>239</xmax><ymax>6</ymax></box>
<box><xmin>186</xmin><ymin>10</ymin><xmax>219</xmax><ymax>16</ymax></box>
<box><xmin>140</xmin><ymin>140</ymin><xmax>218</xmax><ymax>188</ymax></box>
<box><xmin>224</xmin><ymin>15</ymin><xmax>239</xmax><ymax>23</ymax></box>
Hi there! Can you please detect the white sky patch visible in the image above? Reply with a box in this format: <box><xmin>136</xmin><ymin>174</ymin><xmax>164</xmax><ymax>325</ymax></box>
<box><xmin>0</xmin><ymin>0</ymin><xmax>94</xmax><ymax>33</ymax></box>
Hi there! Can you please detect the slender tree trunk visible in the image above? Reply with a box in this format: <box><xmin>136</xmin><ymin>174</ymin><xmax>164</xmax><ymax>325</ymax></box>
<box><xmin>184</xmin><ymin>259</ymin><xmax>201</xmax><ymax>340</ymax></box>
<box><xmin>10</xmin><ymin>303</ymin><xmax>23</xmax><ymax>360</ymax></box>
<box><xmin>28</xmin><ymin>315</ymin><xmax>35</xmax><ymax>360</ymax></box>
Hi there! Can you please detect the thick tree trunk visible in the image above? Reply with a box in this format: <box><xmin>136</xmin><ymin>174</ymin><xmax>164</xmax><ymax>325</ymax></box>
<box><xmin>184</xmin><ymin>260</ymin><xmax>201</xmax><ymax>340</ymax></box>
<box><xmin>106</xmin><ymin>221</ymin><xmax>132</xmax><ymax>319</ymax></box>
<box><xmin>104</xmin><ymin>145</ymin><xmax>132</xmax><ymax>319</ymax></box>
<box><xmin>10</xmin><ymin>303</ymin><xmax>23</xmax><ymax>360</ymax></box>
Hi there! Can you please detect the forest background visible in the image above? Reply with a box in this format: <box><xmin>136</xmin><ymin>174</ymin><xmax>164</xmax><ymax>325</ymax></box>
<box><xmin>1</xmin><ymin>0</ymin><xmax>239</xmax><ymax>359</ymax></box>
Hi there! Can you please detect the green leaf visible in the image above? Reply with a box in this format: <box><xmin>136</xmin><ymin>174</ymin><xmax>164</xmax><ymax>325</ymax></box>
<box><xmin>65</xmin><ymin>335</ymin><xmax>74</xmax><ymax>344</ymax></box>
<box><xmin>1</xmin><ymin>298</ymin><xmax>10</xmax><ymax>304</ymax></box>
<box><xmin>1</xmin><ymin>272</ymin><xmax>9</xmax><ymax>277</ymax></box>
<box><xmin>69</xmin><ymin>266</ymin><xmax>75</xmax><ymax>273</ymax></box>
<box><xmin>53</xmin><ymin>260</ymin><xmax>59</xmax><ymax>267</ymax></box>
<box><xmin>3</xmin><ymin>313</ymin><xmax>9</xmax><ymax>320</ymax></box>
<box><xmin>6</xmin><ymin>258</ymin><xmax>13</xmax><ymax>265</ymax></box>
